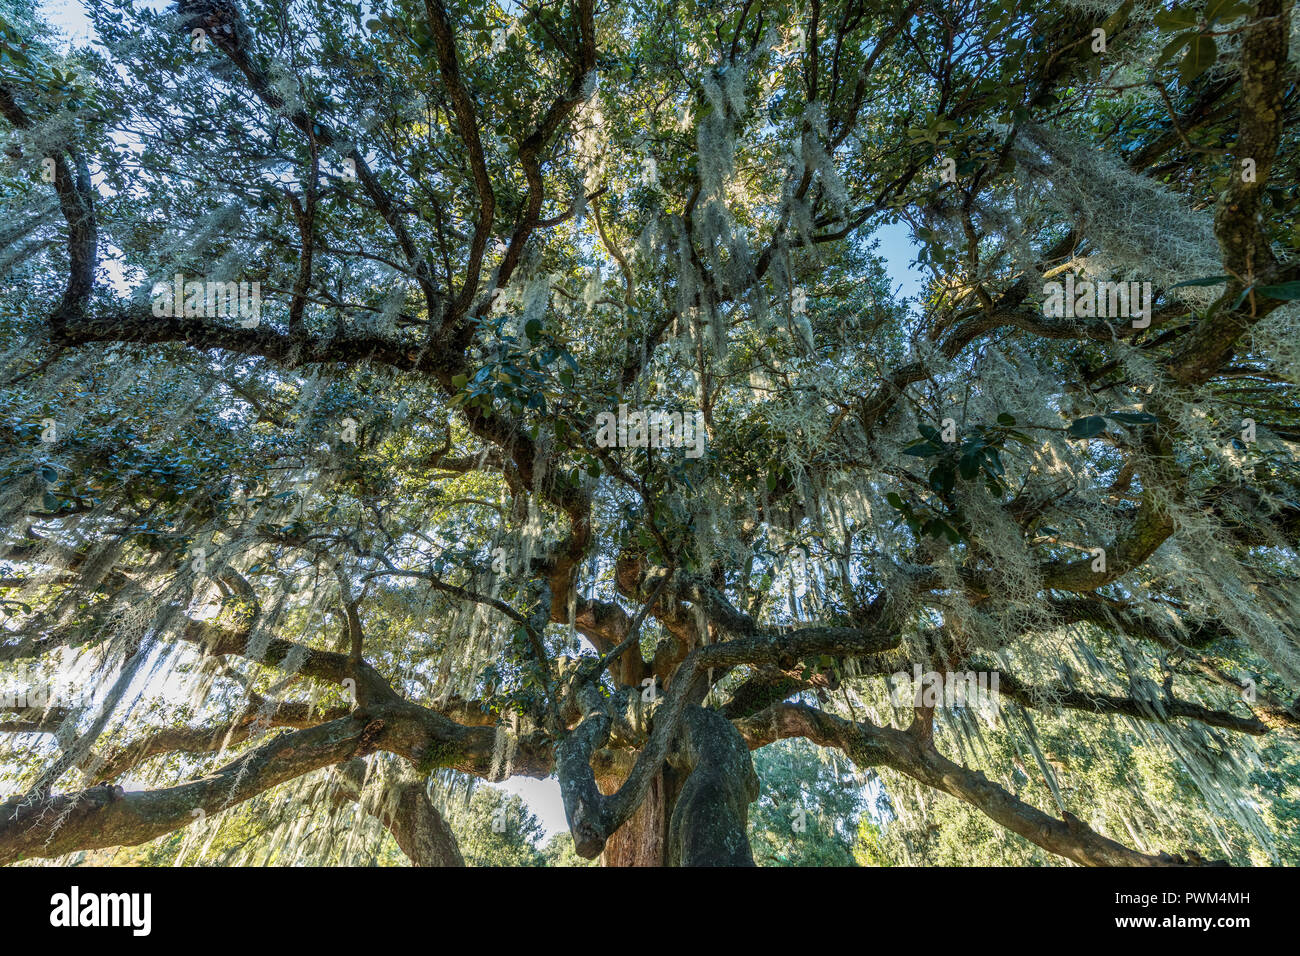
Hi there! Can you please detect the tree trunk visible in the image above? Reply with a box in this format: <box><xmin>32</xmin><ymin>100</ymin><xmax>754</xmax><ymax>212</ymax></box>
<box><xmin>596</xmin><ymin>768</ymin><xmax>669</xmax><ymax>866</ymax></box>
<box><xmin>665</xmin><ymin>706</ymin><xmax>759</xmax><ymax>866</ymax></box>
<box><xmin>590</xmin><ymin>704</ymin><xmax>760</xmax><ymax>867</ymax></box>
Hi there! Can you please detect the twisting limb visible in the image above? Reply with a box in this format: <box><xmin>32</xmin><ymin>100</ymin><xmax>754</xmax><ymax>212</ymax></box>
<box><xmin>331</xmin><ymin>759</ymin><xmax>464</xmax><ymax>867</ymax></box>
<box><xmin>735</xmin><ymin>702</ymin><xmax>1194</xmax><ymax>867</ymax></box>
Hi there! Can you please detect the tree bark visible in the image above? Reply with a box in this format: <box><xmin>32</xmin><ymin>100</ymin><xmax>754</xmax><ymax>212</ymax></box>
<box><xmin>665</xmin><ymin>706</ymin><xmax>759</xmax><ymax>866</ymax></box>
<box><xmin>596</xmin><ymin>768</ymin><xmax>668</xmax><ymax>867</ymax></box>
<box><xmin>0</xmin><ymin>716</ymin><xmax>371</xmax><ymax>866</ymax></box>
<box><xmin>335</xmin><ymin>760</ymin><xmax>464</xmax><ymax>867</ymax></box>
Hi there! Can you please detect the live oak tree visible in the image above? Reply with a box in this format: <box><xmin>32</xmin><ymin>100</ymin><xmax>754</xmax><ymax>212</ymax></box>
<box><xmin>1</xmin><ymin>0</ymin><xmax>1298</xmax><ymax>867</ymax></box>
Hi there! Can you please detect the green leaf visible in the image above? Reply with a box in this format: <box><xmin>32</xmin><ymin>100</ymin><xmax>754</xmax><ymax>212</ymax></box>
<box><xmin>1255</xmin><ymin>281</ymin><xmax>1300</xmax><ymax>301</ymax></box>
<box><xmin>1067</xmin><ymin>416</ymin><xmax>1107</xmax><ymax>439</ymax></box>
<box><xmin>1157</xmin><ymin>33</ymin><xmax>1193</xmax><ymax>66</ymax></box>
<box><xmin>451</xmin><ymin>373</ymin><xmax>468</xmax><ymax>389</ymax></box>
<box><xmin>929</xmin><ymin>462</ymin><xmax>955</xmax><ymax>495</ymax></box>
<box><xmin>903</xmin><ymin>441</ymin><xmax>942</xmax><ymax>457</ymax></box>
<box><xmin>923</xmin><ymin>518</ymin><xmax>960</xmax><ymax>543</ymax></box>
<box><xmin>1154</xmin><ymin>7</ymin><xmax>1200</xmax><ymax>30</ymax></box>
<box><xmin>981</xmin><ymin>448</ymin><xmax>1005</xmax><ymax>477</ymax></box>
<box><xmin>524</xmin><ymin>318</ymin><xmax>543</xmax><ymax>340</ymax></box>
<box><xmin>1231</xmin><ymin>285</ymin><xmax>1255</xmax><ymax>310</ymax></box>
<box><xmin>885</xmin><ymin>492</ymin><xmax>905</xmax><ymax>510</ymax></box>
<box><xmin>1180</xmin><ymin>36</ymin><xmax>1217</xmax><ymax>83</ymax></box>
<box><xmin>1205</xmin><ymin>0</ymin><xmax>1250</xmax><ymax>22</ymax></box>
<box><xmin>959</xmin><ymin>448</ymin><xmax>982</xmax><ymax>480</ymax></box>
<box><xmin>1169</xmin><ymin>275</ymin><xmax>1229</xmax><ymax>288</ymax></box>
<box><xmin>996</xmin><ymin>412</ymin><xmax>1016</xmax><ymax>426</ymax></box>
<box><xmin>1106</xmin><ymin>411</ymin><xmax>1159</xmax><ymax>425</ymax></box>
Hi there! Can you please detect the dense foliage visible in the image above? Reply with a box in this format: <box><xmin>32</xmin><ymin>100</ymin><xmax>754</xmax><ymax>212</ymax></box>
<box><xmin>0</xmin><ymin>0</ymin><xmax>1298</xmax><ymax>866</ymax></box>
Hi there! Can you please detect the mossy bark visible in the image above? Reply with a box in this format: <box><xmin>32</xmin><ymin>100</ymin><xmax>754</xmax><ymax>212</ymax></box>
<box><xmin>665</xmin><ymin>706</ymin><xmax>759</xmax><ymax>867</ymax></box>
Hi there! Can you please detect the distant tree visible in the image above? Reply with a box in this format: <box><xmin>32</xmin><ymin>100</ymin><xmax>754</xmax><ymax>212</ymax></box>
<box><xmin>539</xmin><ymin>831</ymin><xmax>596</xmax><ymax>867</ymax></box>
<box><xmin>446</xmin><ymin>788</ymin><xmax>546</xmax><ymax>867</ymax></box>
<box><xmin>748</xmin><ymin>737</ymin><xmax>865</xmax><ymax>866</ymax></box>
